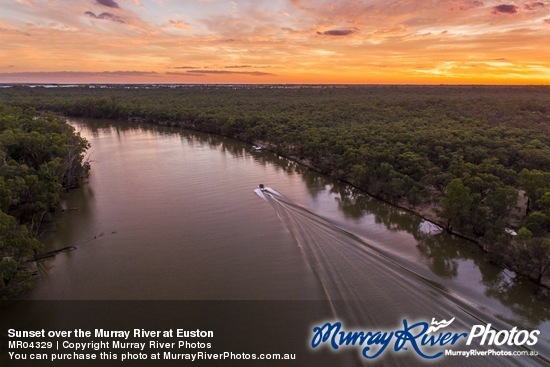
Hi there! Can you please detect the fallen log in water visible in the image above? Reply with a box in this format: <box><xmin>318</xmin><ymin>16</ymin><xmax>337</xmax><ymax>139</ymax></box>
<box><xmin>30</xmin><ymin>246</ymin><xmax>77</xmax><ymax>261</ymax></box>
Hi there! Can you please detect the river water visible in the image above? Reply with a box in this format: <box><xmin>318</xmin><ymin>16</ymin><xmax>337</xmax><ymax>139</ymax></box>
<box><xmin>2</xmin><ymin>118</ymin><xmax>548</xmax><ymax>366</ymax></box>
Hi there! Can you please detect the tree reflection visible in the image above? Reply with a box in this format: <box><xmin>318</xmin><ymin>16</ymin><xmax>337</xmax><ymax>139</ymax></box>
<box><xmin>482</xmin><ymin>270</ymin><xmax>550</xmax><ymax>325</ymax></box>
<box><xmin>321</xmin><ymin>179</ymin><xmax>550</xmax><ymax>324</ymax></box>
<box><xmin>74</xmin><ymin>118</ymin><xmax>549</xmax><ymax>326</ymax></box>
<box><xmin>416</xmin><ymin>234</ymin><xmax>464</xmax><ymax>279</ymax></box>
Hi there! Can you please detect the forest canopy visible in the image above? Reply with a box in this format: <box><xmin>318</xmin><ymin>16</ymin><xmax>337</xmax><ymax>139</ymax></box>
<box><xmin>0</xmin><ymin>84</ymin><xmax>548</xmax><ymax>283</ymax></box>
<box><xmin>0</xmin><ymin>103</ymin><xmax>90</xmax><ymax>297</ymax></box>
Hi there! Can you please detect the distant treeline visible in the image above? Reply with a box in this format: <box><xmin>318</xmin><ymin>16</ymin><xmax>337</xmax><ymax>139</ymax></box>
<box><xmin>0</xmin><ymin>85</ymin><xmax>548</xmax><ymax>283</ymax></box>
<box><xmin>0</xmin><ymin>103</ymin><xmax>90</xmax><ymax>297</ymax></box>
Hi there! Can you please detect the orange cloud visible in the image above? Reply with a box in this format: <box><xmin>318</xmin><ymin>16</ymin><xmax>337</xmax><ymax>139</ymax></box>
<box><xmin>0</xmin><ymin>0</ymin><xmax>548</xmax><ymax>84</ymax></box>
<box><xmin>168</xmin><ymin>20</ymin><xmax>189</xmax><ymax>29</ymax></box>
<box><xmin>524</xmin><ymin>2</ymin><xmax>545</xmax><ymax>10</ymax></box>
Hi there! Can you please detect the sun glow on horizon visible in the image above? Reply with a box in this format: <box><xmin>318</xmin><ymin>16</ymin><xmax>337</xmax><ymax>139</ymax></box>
<box><xmin>0</xmin><ymin>0</ymin><xmax>549</xmax><ymax>84</ymax></box>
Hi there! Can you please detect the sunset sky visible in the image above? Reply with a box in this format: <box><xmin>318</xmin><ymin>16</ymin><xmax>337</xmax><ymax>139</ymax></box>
<box><xmin>0</xmin><ymin>0</ymin><xmax>549</xmax><ymax>84</ymax></box>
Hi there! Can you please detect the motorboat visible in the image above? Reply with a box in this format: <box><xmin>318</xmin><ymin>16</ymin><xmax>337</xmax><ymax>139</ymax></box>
<box><xmin>255</xmin><ymin>184</ymin><xmax>281</xmax><ymax>200</ymax></box>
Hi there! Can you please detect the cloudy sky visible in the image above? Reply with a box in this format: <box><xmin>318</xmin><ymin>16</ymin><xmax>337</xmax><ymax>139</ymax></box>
<box><xmin>0</xmin><ymin>0</ymin><xmax>549</xmax><ymax>84</ymax></box>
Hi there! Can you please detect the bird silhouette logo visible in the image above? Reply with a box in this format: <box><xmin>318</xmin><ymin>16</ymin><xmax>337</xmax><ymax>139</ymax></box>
<box><xmin>427</xmin><ymin>317</ymin><xmax>456</xmax><ymax>333</ymax></box>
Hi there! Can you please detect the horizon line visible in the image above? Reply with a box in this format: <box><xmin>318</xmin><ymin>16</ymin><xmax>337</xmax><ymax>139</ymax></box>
<box><xmin>1</xmin><ymin>83</ymin><xmax>549</xmax><ymax>87</ymax></box>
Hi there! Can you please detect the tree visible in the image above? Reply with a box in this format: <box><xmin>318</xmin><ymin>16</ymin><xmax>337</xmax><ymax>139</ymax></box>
<box><xmin>516</xmin><ymin>226</ymin><xmax>533</xmax><ymax>241</ymax></box>
<box><xmin>513</xmin><ymin>237</ymin><xmax>550</xmax><ymax>284</ymax></box>
<box><xmin>520</xmin><ymin>169</ymin><xmax>550</xmax><ymax>209</ymax></box>
<box><xmin>486</xmin><ymin>186</ymin><xmax>517</xmax><ymax>218</ymax></box>
<box><xmin>524</xmin><ymin>211</ymin><xmax>550</xmax><ymax>237</ymax></box>
<box><xmin>0</xmin><ymin>103</ymin><xmax>90</xmax><ymax>297</ymax></box>
<box><xmin>0</xmin><ymin>210</ymin><xmax>41</xmax><ymax>297</ymax></box>
<box><xmin>535</xmin><ymin>192</ymin><xmax>550</xmax><ymax>216</ymax></box>
<box><xmin>440</xmin><ymin>178</ymin><xmax>473</xmax><ymax>231</ymax></box>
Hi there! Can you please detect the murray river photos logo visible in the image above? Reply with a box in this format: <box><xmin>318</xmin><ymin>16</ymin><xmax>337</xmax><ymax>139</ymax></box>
<box><xmin>310</xmin><ymin>317</ymin><xmax>540</xmax><ymax>360</ymax></box>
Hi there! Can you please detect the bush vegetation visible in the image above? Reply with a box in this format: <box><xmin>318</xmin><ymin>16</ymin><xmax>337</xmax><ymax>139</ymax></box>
<box><xmin>0</xmin><ymin>85</ymin><xmax>548</xmax><ymax>283</ymax></box>
<box><xmin>0</xmin><ymin>103</ymin><xmax>90</xmax><ymax>297</ymax></box>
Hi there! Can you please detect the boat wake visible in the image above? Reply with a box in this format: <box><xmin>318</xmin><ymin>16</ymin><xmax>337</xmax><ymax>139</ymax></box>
<box><xmin>254</xmin><ymin>188</ymin><xmax>267</xmax><ymax>201</ymax></box>
<box><xmin>255</xmin><ymin>187</ymin><xmax>547</xmax><ymax>366</ymax></box>
<box><xmin>254</xmin><ymin>186</ymin><xmax>281</xmax><ymax>201</ymax></box>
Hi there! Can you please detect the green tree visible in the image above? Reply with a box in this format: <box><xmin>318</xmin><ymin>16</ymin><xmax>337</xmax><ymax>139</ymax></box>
<box><xmin>520</xmin><ymin>169</ymin><xmax>550</xmax><ymax>209</ymax></box>
<box><xmin>524</xmin><ymin>211</ymin><xmax>550</xmax><ymax>236</ymax></box>
<box><xmin>513</xmin><ymin>237</ymin><xmax>550</xmax><ymax>284</ymax></box>
<box><xmin>0</xmin><ymin>210</ymin><xmax>41</xmax><ymax>297</ymax></box>
<box><xmin>516</xmin><ymin>226</ymin><xmax>533</xmax><ymax>241</ymax></box>
<box><xmin>440</xmin><ymin>178</ymin><xmax>473</xmax><ymax>231</ymax></box>
<box><xmin>0</xmin><ymin>103</ymin><xmax>90</xmax><ymax>297</ymax></box>
<box><xmin>535</xmin><ymin>192</ymin><xmax>550</xmax><ymax>216</ymax></box>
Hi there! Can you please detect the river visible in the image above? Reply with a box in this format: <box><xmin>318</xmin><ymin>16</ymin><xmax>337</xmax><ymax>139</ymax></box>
<box><xmin>1</xmin><ymin>118</ymin><xmax>548</xmax><ymax>366</ymax></box>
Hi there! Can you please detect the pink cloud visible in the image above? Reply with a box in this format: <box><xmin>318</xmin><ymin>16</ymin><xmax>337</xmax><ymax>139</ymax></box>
<box><xmin>524</xmin><ymin>2</ymin><xmax>545</xmax><ymax>10</ymax></box>
<box><xmin>449</xmin><ymin>0</ymin><xmax>484</xmax><ymax>11</ymax></box>
<box><xmin>168</xmin><ymin>20</ymin><xmax>189</xmax><ymax>29</ymax></box>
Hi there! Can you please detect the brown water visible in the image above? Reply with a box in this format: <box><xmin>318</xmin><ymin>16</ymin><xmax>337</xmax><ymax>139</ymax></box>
<box><xmin>4</xmin><ymin>118</ymin><xmax>548</xmax><ymax>366</ymax></box>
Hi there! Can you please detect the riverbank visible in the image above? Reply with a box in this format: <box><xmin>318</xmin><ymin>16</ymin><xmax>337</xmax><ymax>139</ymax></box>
<box><xmin>150</xmin><ymin>117</ymin><xmax>481</xmax><ymax>231</ymax></box>
<box><xmin>3</xmin><ymin>116</ymin><xmax>548</xmax><ymax>365</ymax></box>
<box><xmin>0</xmin><ymin>85</ymin><xmax>547</xmax><ymax>285</ymax></box>
<box><xmin>254</xmin><ymin>141</ymin><xmax>547</xmax><ymax>288</ymax></box>
<box><xmin>151</xmin><ymin>116</ymin><xmax>547</xmax><ymax>287</ymax></box>
<box><xmin>0</xmin><ymin>104</ymin><xmax>90</xmax><ymax>298</ymax></box>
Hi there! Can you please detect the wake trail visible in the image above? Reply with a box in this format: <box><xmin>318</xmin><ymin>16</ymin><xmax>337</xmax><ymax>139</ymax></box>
<box><xmin>267</xmin><ymin>192</ymin><xmax>443</xmax><ymax>322</ymax></box>
<box><xmin>258</xmin><ymin>189</ymin><xmax>546</xmax><ymax>366</ymax></box>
